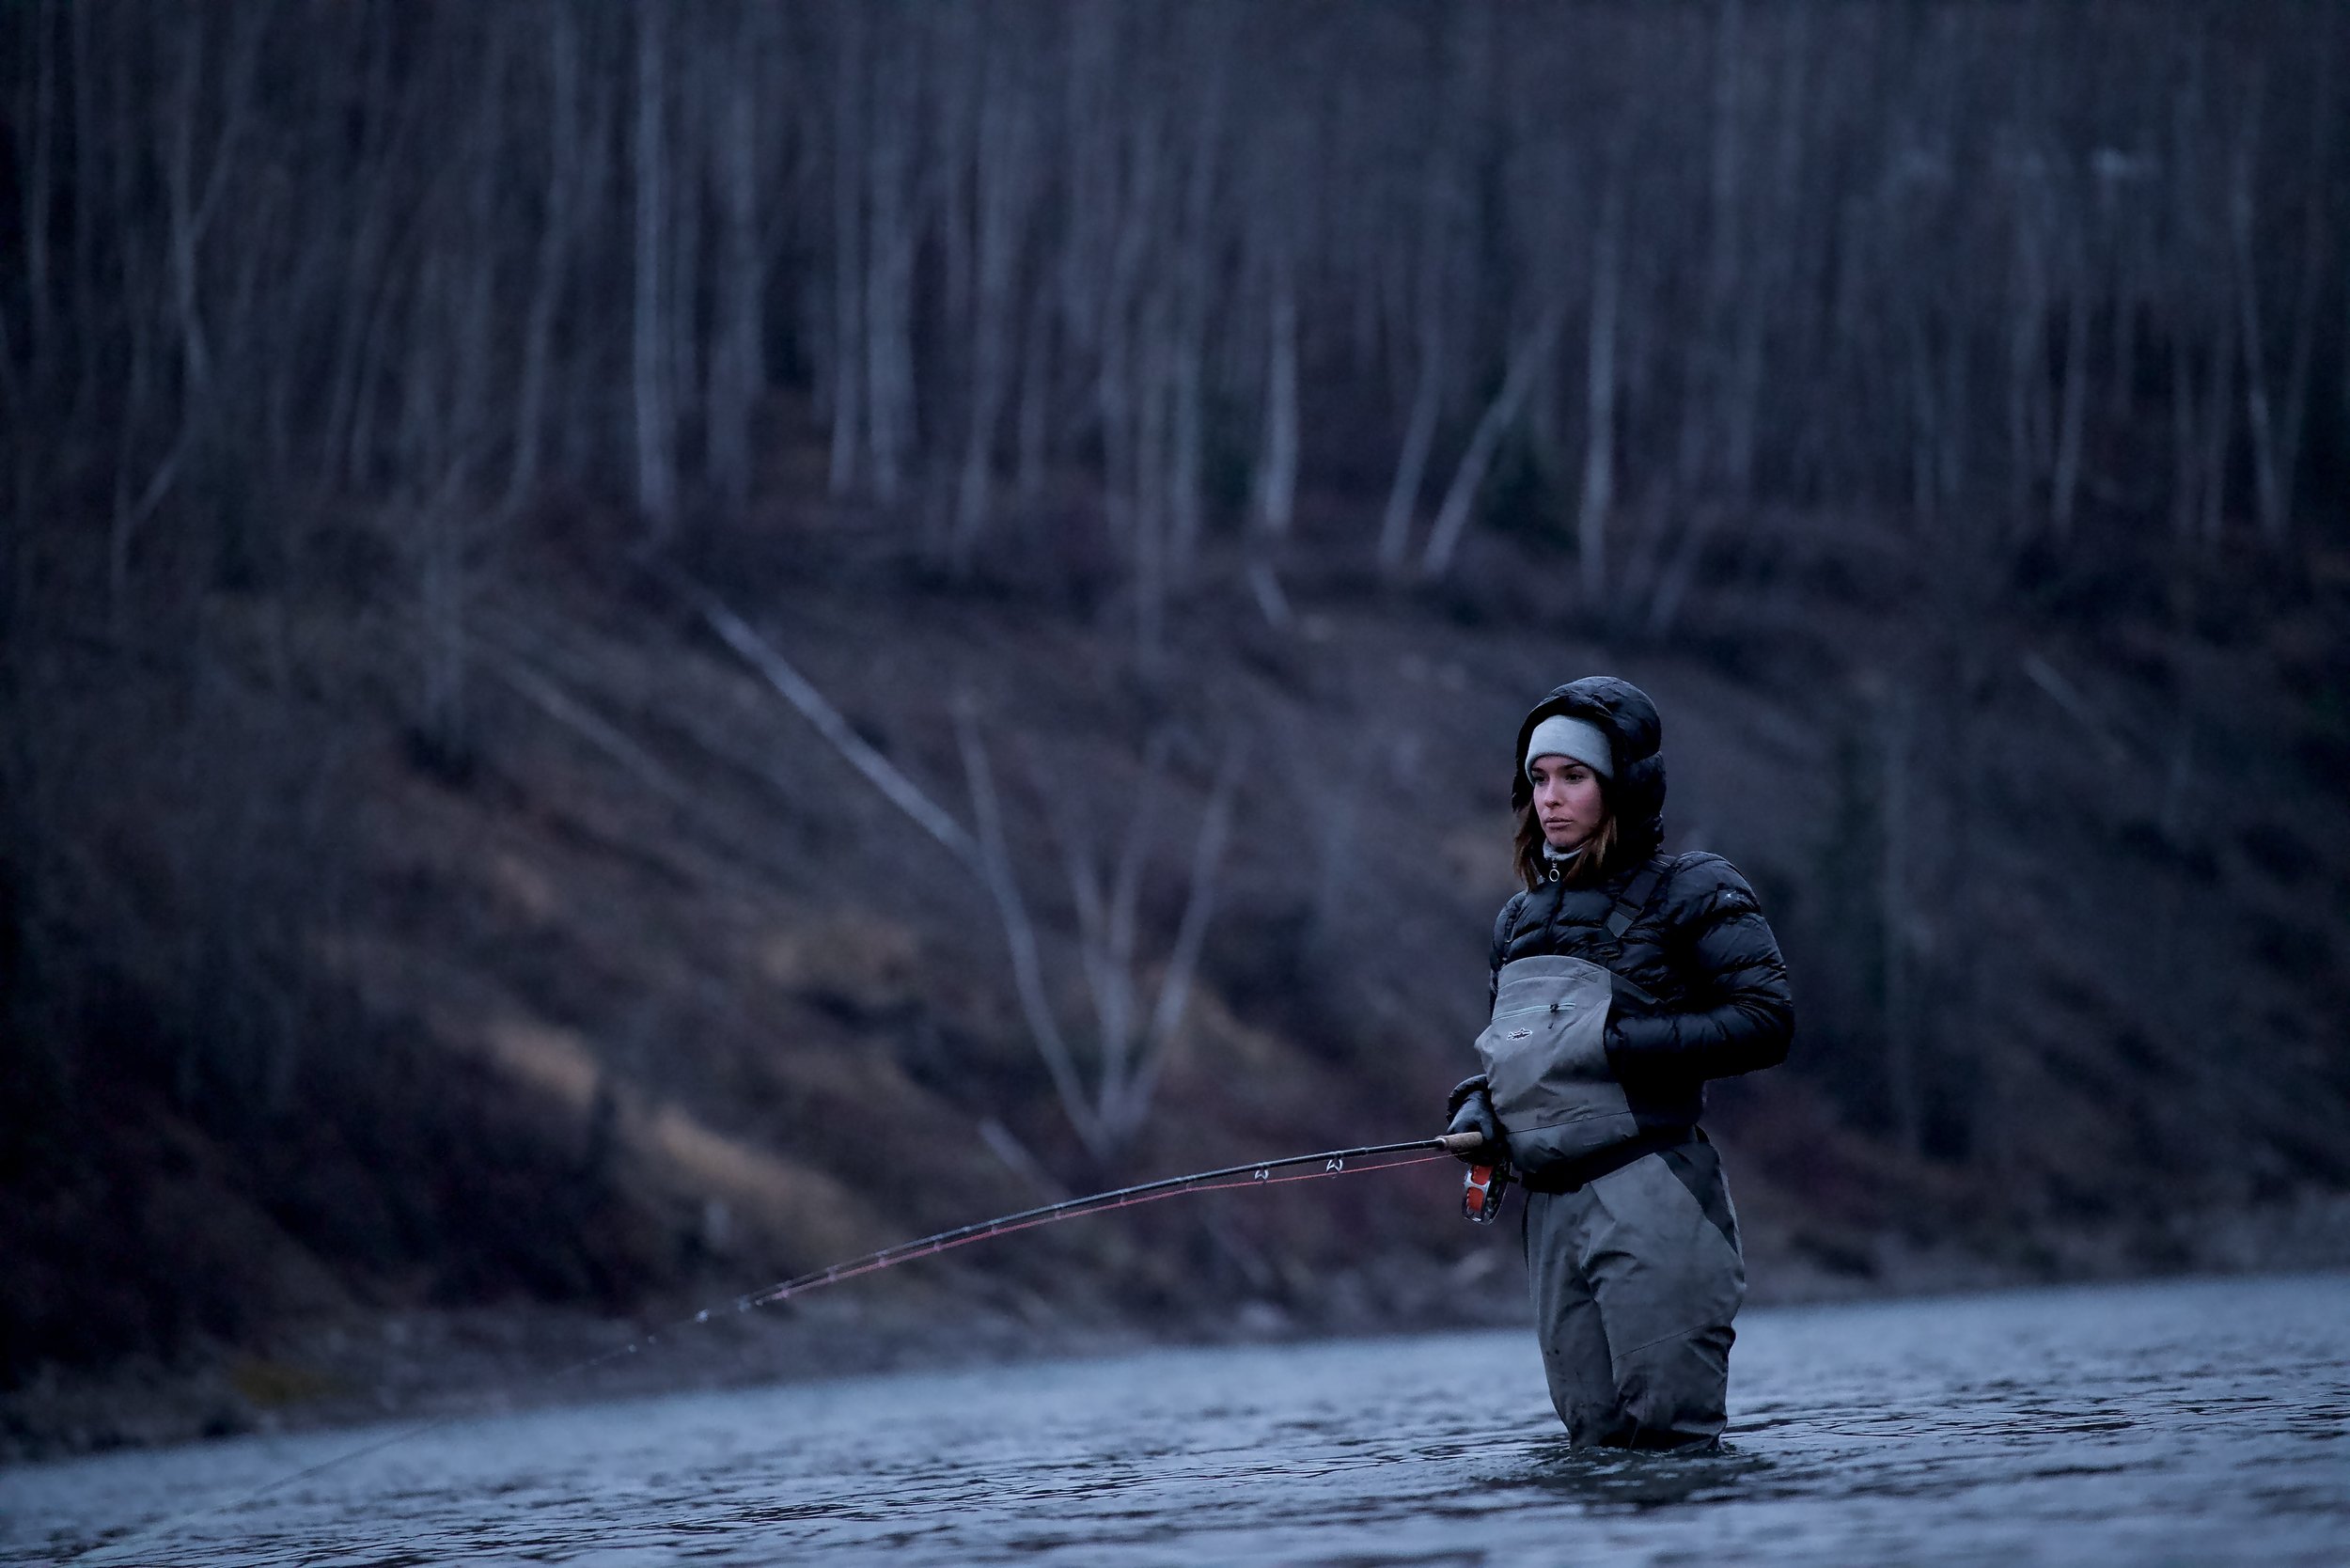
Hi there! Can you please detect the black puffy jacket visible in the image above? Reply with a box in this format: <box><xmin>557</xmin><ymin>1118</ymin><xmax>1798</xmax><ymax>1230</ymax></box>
<box><xmin>1488</xmin><ymin>678</ymin><xmax>1794</xmax><ymax>1134</ymax></box>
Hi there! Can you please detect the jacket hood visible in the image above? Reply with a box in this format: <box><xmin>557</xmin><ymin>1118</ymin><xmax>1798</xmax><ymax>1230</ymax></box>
<box><xmin>1512</xmin><ymin>676</ymin><xmax>1667</xmax><ymax>862</ymax></box>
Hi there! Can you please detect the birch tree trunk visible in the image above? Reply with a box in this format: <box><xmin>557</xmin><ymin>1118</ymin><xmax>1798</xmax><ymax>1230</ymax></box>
<box><xmin>1417</xmin><ymin>303</ymin><xmax>1566</xmax><ymax>583</ymax></box>
<box><xmin>706</xmin><ymin>13</ymin><xmax>765</xmax><ymax>510</ymax></box>
<box><xmin>951</xmin><ymin>38</ymin><xmax>1033</xmax><ymax>570</ymax></box>
<box><xmin>827</xmin><ymin>7</ymin><xmax>866</xmax><ymax>498</ymax></box>
<box><xmin>863</xmin><ymin>31</ymin><xmax>920</xmax><ymax>509</ymax></box>
<box><xmin>1576</xmin><ymin>176</ymin><xmax>1626</xmax><ymax>604</ymax></box>
<box><xmin>2049</xmin><ymin>225</ymin><xmax>2093</xmax><ymax>540</ymax></box>
<box><xmin>1253</xmin><ymin>250</ymin><xmax>1300</xmax><ymax>543</ymax></box>
<box><xmin>505</xmin><ymin>4</ymin><xmax>578</xmax><ymax>517</ymax></box>
<box><xmin>631</xmin><ymin>5</ymin><xmax>678</xmax><ymax>533</ymax></box>
<box><xmin>1376</xmin><ymin>199</ymin><xmax>1448</xmax><ymax>577</ymax></box>
<box><xmin>1165</xmin><ymin>41</ymin><xmax>1225</xmax><ymax>587</ymax></box>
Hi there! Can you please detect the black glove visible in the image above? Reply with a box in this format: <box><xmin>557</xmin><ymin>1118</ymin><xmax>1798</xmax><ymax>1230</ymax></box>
<box><xmin>1442</xmin><ymin>1074</ymin><xmax>1501</xmax><ymax>1163</ymax></box>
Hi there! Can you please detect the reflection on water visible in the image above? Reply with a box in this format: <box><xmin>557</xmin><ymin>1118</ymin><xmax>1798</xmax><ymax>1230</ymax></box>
<box><xmin>5</xmin><ymin>1274</ymin><xmax>2345</xmax><ymax>1566</ymax></box>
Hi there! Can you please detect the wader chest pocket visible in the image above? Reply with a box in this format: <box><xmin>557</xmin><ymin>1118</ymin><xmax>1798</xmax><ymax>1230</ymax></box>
<box><xmin>1474</xmin><ymin>954</ymin><xmax>1640</xmax><ymax>1177</ymax></box>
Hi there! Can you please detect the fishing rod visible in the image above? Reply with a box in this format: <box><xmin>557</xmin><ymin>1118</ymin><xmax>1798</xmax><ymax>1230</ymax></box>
<box><xmin>749</xmin><ymin>1132</ymin><xmax>1485</xmax><ymax>1307</ymax></box>
<box><xmin>70</xmin><ymin>1129</ymin><xmax>1493</xmax><ymax>1563</ymax></box>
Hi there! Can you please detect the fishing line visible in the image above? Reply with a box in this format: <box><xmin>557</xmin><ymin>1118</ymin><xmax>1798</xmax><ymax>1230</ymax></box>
<box><xmin>67</xmin><ymin>1134</ymin><xmax>1475</xmax><ymax>1562</ymax></box>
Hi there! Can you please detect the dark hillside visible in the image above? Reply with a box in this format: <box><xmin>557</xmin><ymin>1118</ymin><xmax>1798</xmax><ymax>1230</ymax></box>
<box><xmin>8</xmin><ymin>494</ymin><xmax>2346</xmax><ymax>1451</ymax></box>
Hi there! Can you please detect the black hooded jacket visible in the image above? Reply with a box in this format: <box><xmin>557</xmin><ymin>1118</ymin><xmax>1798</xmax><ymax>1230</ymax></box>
<box><xmin>1489</xmin><ymin>677</ymin><xmax>1794</xmax><ymax>1134</ymax></box>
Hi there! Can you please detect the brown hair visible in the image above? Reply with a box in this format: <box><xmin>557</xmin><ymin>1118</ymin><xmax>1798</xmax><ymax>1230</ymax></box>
<box><xmin>1512</xmin><ymin>787</ymin><xmax>1620</xmax><ymax>891</ymax></box>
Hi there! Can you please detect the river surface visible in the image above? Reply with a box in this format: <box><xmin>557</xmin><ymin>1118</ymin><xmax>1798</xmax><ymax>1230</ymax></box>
<box><xmin>5</xmin><ymin>1273</ymin><xmax>2345</xmax><ymax>1567</ymax></box>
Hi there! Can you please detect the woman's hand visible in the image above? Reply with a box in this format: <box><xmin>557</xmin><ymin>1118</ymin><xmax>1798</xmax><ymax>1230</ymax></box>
<box><xmin>1443</xmin><ymin>1074</ymin><xmax>1502</xmax><ymax>1162</ymax></box>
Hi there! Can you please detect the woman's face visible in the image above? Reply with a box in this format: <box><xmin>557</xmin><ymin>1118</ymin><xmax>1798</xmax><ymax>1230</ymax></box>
<box><xmin>1529</xmin><ymin>756</ymin><xmax>1606</xmax><ymax>851</ymax></box>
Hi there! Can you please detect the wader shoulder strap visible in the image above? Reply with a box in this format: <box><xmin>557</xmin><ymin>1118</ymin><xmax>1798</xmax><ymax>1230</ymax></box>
<box><xmin>1605</xmin><ymin>854</ymin><xmax>1670</xmax><ymax>939</ymax></box>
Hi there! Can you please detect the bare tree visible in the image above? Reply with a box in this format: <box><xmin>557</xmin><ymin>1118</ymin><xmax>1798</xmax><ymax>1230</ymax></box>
<box><xmin>1418</xmin><ymin>302</ymin><xmax>1565</xmax><ymax>583</ymax></box>
<box><xmin>861</xmin><ymin>21</ymin><xmax>922</xmax><ymax>510</ymax></box>
<box><xmin>705</xmin><ymin>9</ymin><xmax>768</xmax><ymax>510</ymax></box>
<box><xmin>950</xmin><ymin>24</ymin><xmax>1038</xmax><ymax>570</ymax></box>
<box><xmin>666</xmin><ymin>569</ymin><xmax>1244</xmax><ymax>1164</ymax></box>
<box><xmin>825</xmin><ymin>5</ymin><xmax>867</xmax><ymax>498</ymax></box>
<box><xmin>502</xmin><ymin>3</ymin><xmax>582</xmax><ymax>519</ymax></box>
<box><xmin>14</xmin><ymin>1</ymin><xmax>2347</xmax><ymax>682</ymax></box>
<box><xmin>1576</xmin><ymin>172</ymin><xmax>1626</xmax><ymax>605</ymax></box>
<box><xmin>630</xmin><ymin>5</ymin><xmax>677</xmax><ymax>534</ymax></box>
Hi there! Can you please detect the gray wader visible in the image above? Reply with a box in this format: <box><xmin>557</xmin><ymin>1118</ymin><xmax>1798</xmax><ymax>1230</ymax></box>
<box><xmin>1479</xmin><ymin>953</ymin><xmax>1746</xmax><ymax>1449</ymax></box>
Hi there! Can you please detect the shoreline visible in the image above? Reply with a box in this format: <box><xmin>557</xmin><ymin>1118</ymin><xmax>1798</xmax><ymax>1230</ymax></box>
<box><xmin>10</xmin><ymin>1207</ymin><xmax>2347</xmax><ymax>1468</ymax></box>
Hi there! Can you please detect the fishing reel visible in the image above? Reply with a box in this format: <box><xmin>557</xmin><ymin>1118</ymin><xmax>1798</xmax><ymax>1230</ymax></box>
<box><xmin>1461</xmin><ymin>1158</ymin><xmax>1512</xmax><ymax>1224</ymax></box>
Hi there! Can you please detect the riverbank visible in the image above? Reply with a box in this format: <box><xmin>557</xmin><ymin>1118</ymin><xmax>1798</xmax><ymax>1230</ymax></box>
<box><xmin>12</xmin><ymin>1185</ymin><xmax>2348</xmax><ymax>1465</ymax></box>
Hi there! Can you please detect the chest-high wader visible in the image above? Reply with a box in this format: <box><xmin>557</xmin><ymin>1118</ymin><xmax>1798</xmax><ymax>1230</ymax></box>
<box><xmin>1471</xmin><ymin>852</ymin><xmax>1748</xmax><ymax>1449</ymax></box>
<box><xmin>1472</xmin><ymin>855</ymin><xmax>1668</xmax><ymax>1184</ymax></box>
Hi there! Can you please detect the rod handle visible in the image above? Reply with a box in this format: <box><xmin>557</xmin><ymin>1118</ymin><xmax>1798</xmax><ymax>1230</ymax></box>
<box><xmin>1436</xmin><ymin>1131</ymin><xmax>1496</xmax><ymax>1154</ymax></box>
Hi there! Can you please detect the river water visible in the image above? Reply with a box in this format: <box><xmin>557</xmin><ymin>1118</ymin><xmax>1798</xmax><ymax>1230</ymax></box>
<box><xmin>5</xmin><ymin>1272</ymin><xmax>2344</xmax><ymax>1567</ymax></box>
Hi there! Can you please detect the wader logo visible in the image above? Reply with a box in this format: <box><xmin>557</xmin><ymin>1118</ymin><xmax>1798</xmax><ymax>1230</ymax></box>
<box><xmin>1509</xmin><ymin>1028</ymin><xmax>1531</xmax><ymax>1039</ymax></box>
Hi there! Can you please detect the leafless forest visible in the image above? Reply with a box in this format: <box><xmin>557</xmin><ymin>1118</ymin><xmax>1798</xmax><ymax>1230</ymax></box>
<box><xmin>4</xmin><ymin>2</ymin><xmax>2347</xmax><ymax>1435</ymax></box>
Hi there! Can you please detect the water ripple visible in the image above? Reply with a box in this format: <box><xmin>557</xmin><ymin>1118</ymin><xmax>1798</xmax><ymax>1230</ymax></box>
<box><xmin>4</xmin><ymin>1274</ymin><xmax>2345</xmax><ymax>1567</ymax></box>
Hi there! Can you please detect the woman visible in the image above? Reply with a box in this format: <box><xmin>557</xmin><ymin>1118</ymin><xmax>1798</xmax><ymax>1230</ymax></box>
<box><xmin>1446</xmin><ymin>675</ymin><xmax>1793</xmax><ymax>1450</ymax></box>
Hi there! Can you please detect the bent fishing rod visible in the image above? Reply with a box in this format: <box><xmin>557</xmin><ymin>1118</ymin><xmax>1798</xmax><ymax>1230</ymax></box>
<box><xmin>572</xmin><ymin>1130</ymin><xmax>1492</xmax><ymax>1368</ymax></box>
<box><xmin>72</xmin><ymin>1129</ymin><xmax>1496</xmax><ymax>1563</ymax></box>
